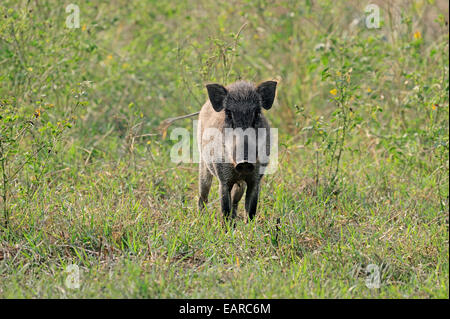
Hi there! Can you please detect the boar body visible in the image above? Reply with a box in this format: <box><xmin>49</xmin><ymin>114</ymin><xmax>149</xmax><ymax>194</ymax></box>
<box><xmin>197</xmin><ymin>80</ymin><xmax>277</xmax><ymax>221</ymax></box>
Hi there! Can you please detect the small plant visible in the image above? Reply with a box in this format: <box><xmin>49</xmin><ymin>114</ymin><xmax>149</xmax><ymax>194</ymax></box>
<box><xmin>300</xmin><ymin>36</ymin><xmax>365</xmax><ymax>196</ymax></box>
<box><xmin>320</xmin><ymin>65</ymin><xmax>358</xmax><ymax>193</ymax></box>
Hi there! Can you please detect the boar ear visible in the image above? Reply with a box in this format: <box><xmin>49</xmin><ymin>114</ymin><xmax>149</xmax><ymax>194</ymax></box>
<box><xmin>206</xmin><ymin>84</ymin><xmax>227</xmax><ymax>112</ymax></box>
<box><xmin>256</xmin><ymin>81</ymin><xmax>277</xmax><ymax>110</ymax></box>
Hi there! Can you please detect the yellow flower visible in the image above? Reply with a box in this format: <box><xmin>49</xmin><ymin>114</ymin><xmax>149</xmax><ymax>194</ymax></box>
<box><xmin>104</xmin><ymin>55</ymin><xmax>113</xmax><ymax>65</ymax></box>
<box><xmin>432</xmin><ymin>104</ymin><xmax>437</xmax><ymax>110</ymax></box>
<box><xmin>81</xmin><ymin>24</ymin><xmax>87</xmax><ymax>32</ymax></box>
<box><xmin>27</xmin><ymin>67</ymin><xmax>33</xmax><ymax>72</ymax></box>
<box><xmin>329</xmin><ymin>88</ymin><xmax>338</xmax><ymax>95</ymax></box>
<box><xmin>34</xmin><ymin>109</ymin><xmax>41</xmax><ymax>118</ymax></box>
<box><xmin>414</xmin><ymin>31</ymin><xmax>421</xmax><ymax>39</ymax></box>
<box><xmin>367</xmin><ymin>87</ymin><xmax>372</xmax><ymax>93</ymax></box>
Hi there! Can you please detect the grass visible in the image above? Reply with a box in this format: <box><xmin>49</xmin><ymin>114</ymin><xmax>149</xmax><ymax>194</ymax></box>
<box><xmin>0</xmin><ymin>0</ymin><xmax>448</xmax><ymax>298</ymax></box>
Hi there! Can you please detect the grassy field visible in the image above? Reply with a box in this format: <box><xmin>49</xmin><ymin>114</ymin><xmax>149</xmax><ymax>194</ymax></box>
<box><xmin>0</xmin><ymin>0</ymin><xmax>448</xmax><ymax>298</ymax></box>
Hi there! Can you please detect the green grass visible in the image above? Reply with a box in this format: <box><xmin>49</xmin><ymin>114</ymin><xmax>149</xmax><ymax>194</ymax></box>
<box><xmin>0</xmin><ymin>0</ymin><xmax>448</xmax><ymax>298</ymax></box>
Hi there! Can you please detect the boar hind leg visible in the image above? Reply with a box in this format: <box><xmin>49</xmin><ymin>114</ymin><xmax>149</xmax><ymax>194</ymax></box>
<box><xmin>245</xmin><ymin>180</ymin><xmax>260</xmax><ymax>221</ymax></box>
<box><xmin>198</xmin><ymin>162</ymin><xmax>213</xmax><ymax>211</ymax></box>
<box><xmin>231</xmin><ymin>182</ymin><xmax>245</xmax><ymax>218</ymax></box>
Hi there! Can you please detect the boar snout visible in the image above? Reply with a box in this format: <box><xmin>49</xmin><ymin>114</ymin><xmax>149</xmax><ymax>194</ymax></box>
<box><xmin>232</xmin><ymin>132</ymin><xmax>257</xmax><ymax>173</ymax></box>
<box><xmin>235</xmin><ymin>161</ymin><xmax>255</xmax><ymax>173</ymax></box>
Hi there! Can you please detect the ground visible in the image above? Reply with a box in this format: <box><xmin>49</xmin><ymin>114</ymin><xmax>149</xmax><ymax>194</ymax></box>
<box><xmin>0</xmin><ymin>0</ymin><xmax>448</xmax><ymax>298</ymax></box>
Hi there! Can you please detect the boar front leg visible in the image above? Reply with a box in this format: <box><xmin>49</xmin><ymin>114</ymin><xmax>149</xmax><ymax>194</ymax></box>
<box><xmin>219</xmin><ymin>182</ymin><xmax>232</xmax><ymax>220</ymax></box>
<box><xmin>245</xmin><ymin>179</ymin><xmax>261</xmax><ymax>220</ymax></box>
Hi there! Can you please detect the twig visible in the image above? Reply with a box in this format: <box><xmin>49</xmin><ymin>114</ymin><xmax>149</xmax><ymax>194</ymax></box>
<box><xmin>225</xmin><ymin>22</ymin><xmax>248</xmax><ymax>82</ymax></box>
<box><xmin>158</xmin><ymin>112</ymin><xmax>200</xmax><ymax>138</ymax></box>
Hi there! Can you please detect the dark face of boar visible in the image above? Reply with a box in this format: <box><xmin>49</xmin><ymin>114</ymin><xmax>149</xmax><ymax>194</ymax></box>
<box><xmin>206</xmin><ymin>81</ymin><xmax>277</xmax><ymax>173</ymax></box>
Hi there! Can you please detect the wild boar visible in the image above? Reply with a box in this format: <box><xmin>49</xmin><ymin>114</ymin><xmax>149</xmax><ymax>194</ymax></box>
<box><xmin>197</xmin><ymin>80</ymin><xmax>277</xmax><ymax>222</ymax></box>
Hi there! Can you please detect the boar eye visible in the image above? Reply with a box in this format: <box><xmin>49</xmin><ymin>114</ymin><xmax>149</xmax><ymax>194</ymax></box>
<box><xmin>252</xmin><ymin>110</ymin><xmax>260</xmax><ymax>126</ymax></box>
<box><xmin>225</xmin><ymin>109</ymin><xmax>235</xmax><ymax>128</ymax></box>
